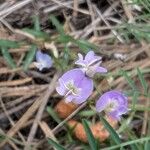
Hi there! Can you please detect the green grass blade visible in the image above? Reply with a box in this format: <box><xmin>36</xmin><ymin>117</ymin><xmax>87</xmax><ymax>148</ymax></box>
<box><xmin>130</xmin><ymin>143</ymin><xmax>139</xmax><ymax>150</ymax></box>
<box><xmin>101</xmin><ymin>136</ymin><xmax>150</xmax><ymax>150</ymax></box>
<box><xmin>0</xmin><ymin>134</ymin><xmax>5</xmax><ymax>142</ymax></box>
<box><xmin>120</xmin><ymin>70</ymin><xmax>137</xmax><ymax>91</ymax></box>
<box><xmin>22</xmin><ymin>28</ymin><xmax>49</xmax><ymax>39</ymax></box>
<box><xmin>47</xmin><ymin>138</ymin><xmax>66</xmax><ymax>150</ymax></box>
<box><xmin>46</xmin><ymin>106</ymin><xmax>61</xmax><ymax>124</ymax></box>
<box><xmin>1</xmin><ymin>47</ymin><xmax>16</xmax><ymax>69</ymax></box>
<box><xmin>79</xmin><ymin>110</ymin><xmax>96</xmax><ymax>117</ymax></box>
<box><xmin>33</xmin><ymin>16</ymin><xmax>40</xmax><ymax>31</ymax></box>
<box><xmin>100</xmin><ymin>117</ymin><xmax>122</xmax><ymax>145</ymax></box>
<box><xmin>132</xmin><ymin>91</ymin><xmax>139</xmax><ymax>109</ymax></box>
<box><xmin>81</xmin><ymin>144</ymin><xmax>91</xmax><ymax>150</ymax></box>
<box><xmin>0</xmin><ymin>39</ymin><xmax>19</xmax><ymax>48</ymax></box>
<box><xmin>82</xmin><ymin>119</ymin><xmax>99</xmax><ymax>150</ymax></box>
<box><xmin>144</xmin><ymin>141</ymin><xmax>150</xmax><ymax>150</ymax></box>
<box><xmin>50</xmin><ymin>15</ymin><xmax>64</xmax><ymax>35</ymax></box>
<box><xmin>23</xmin><ymin>45</ymin><xmax>36</xmax><ymax>71</ymax></box>
<box><xmin>137</xmin><ymin>68</ymin><xmax>148</xmax><ymax>95</ymax></box>
<box><xmin>76</xmin><ymin>39</ymin><xmax>98</xmax><ymax>51</ymax></box>
<box><xmin>57</xmin><ymin>35</ymin><xmax>73</xmax><ymax>44</ymax></box>
<box><xmin>60</xmin><ymin>45</ymin><xmax>70</xmax><ymax>70</ymax></box>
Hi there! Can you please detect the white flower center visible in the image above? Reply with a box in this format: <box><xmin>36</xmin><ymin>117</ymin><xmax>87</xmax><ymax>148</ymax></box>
<box><xmin>105</xmin><ymin>99</ymin><xmax>118</xmax><ymax>112</ymax></box>
<box><xmin>64</xmin><ymin>80</ymin><xmax>81</xmax><ymax>96</ymax></box>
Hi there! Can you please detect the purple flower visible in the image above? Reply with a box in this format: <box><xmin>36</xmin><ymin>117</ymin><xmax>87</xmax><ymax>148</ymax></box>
<box><xmin>56</xmin><ymin>69</ymin><xmax>93</xmax><ymax>104</ymax></box>
<box><xmin>75</xmin><ymin>51</ymin><xmax>107</xmax><ymax>77</ymax></box>
<box><xmin>35</xmin><ymin>50</ymin><xmax>53</xmax><ymax>71</ymax></box>
<box><xmin>96</xmin><ymin>90</ymin><xmax>128</xmax><ymax>120</ymax></box>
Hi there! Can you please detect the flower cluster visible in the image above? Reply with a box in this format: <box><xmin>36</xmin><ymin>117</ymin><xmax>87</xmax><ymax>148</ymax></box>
<box><xmin>55</xmin><ymin>50</ymin><xmax>128</xmax><ymax>120</ymax></box>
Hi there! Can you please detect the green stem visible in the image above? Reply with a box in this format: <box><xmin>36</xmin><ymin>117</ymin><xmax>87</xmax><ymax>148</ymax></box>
<box><xmin>102</xmin><ymin>136</ymin><xmax>150</xmax><ymax>150</ymax></box>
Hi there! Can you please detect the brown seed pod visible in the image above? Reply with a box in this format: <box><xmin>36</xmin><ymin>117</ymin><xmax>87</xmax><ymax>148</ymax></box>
<box><xmin>90</xmin><ymin>116</ymin><xmax>118</xmax><ymax>142</ymax></box>
<box><xmin>67</xmin><ymin>120</ymin><xmax>87</xmax><ymax>143</ymax></box>
<box><xmin>55</xmin><ymin>100</ymin><xmax>78</xmax><ymax>119</ymax></box>
<box><xmin>67</xmin><ymin>116</ymin><xmax>118</xmax><ymax>143</ymax></box>
<box><xmin>91</xmin><ymin>122</ymin><xmax>109</xmax><ymax>142</ymax></box>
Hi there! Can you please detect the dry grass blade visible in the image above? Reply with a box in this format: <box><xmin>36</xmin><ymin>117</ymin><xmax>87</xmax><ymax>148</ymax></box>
<box><xmin>93</xmin><ymin>4</ymin><xmax>124</xmax><ymax>43</ymax></box>
<box><xmin>52</xmin><ymin>102</ymin><xmax>87</xmax><ymax>133</ymax></box>
<box><xmin>0</xmin><ymin>0</ymin><xmax>33</xmax><ymax>19</ymax></box>
<box><xmin>44</xmin><ymin>0</ymin><xmax>89</xmax><ymax>15</ymax></box>
<box><xmin>0</xmin><ymin>0</ymin><xmax>150</xmax><ymax>149</ymax></box>
<box><xmin>0</xmin><ymin>129</ymin><xmax>20</xmax><ymax>150</ymax></box>
<box><xmin>0</xmin><ymin>72</ymin><xmax>60</xmax><ymax>148</ymax></box>
<box><xmin>25</xmin><ymin>72</ymin><xmax>61</xmax><ymax>149</ymax></box>
<box><xmin>0</xmin><ymin>84</ymin><xmax>48</xmax><ymax>97</ymax></box>
<box><xmin>0</xmin><ymin>77</ymin><xmax>32</xmax><ymax>87</ymax></box>
<box><xmin>0</xmin><ymin>97</ymin><xmax>26</xmax><ymax>145</ymax></box>
<box><xmin>39</xmin><ymin>121</ymin><xmax>58</xmax><ymax>141</ymax></box>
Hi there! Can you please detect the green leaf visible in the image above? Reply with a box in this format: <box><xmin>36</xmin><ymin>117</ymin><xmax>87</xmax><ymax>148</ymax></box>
<box><xmin>23</xmin><ymin>45</ymin><xmax>36</xmax><ymax>71</ymax></box>
<box><xmin>47</xmin><ymin>138</ymin><xmax>66</xmax><ymax>150</ymax></box>
<box><xmin>100</xmin><ymin>117</ymin><xmax>122</xmax><ymax>145</ymax></box>
<box><xmin>46</xmin><ymin>106</ymin><xmax>61</xmax><ymax>124</ymax></box>
<box><xmin>82</xmin><ymin>119</ymin><xmax>99</xmax><ymax>150</ymax></box>
<box><xmin>137</xmin><ymin>68</ymin><xmax>148</xmax><ymax>95</ymax></box>
<box><xmin>0</xmin><ymin>40</ymin><xmax>19</xmax><ymax>48</ymax></box>
<box><xmin>50</xmin><ymin>15</ymin><xmax>64</xmax><ymax>35</ymax></box>
<box><xmin>0</xmin><ymin>47</ymin><xmax>16</xmax><ymax>69</ymax></box>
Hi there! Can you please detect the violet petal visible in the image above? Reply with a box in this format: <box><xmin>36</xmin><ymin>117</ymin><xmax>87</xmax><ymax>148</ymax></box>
<box><xmin>56</xmin><ymin>69</ymin><xmax>93</xmax><ymax>104</ymax></box>
<box><xmin>96</xmin><ymin>90</ymin><xmax>128</xmax><ymax>120</ymax></box>
<box><xmin>35</xmin><ymin>50</ymin><xmax>53</xmax><ymax>71</ymax></box>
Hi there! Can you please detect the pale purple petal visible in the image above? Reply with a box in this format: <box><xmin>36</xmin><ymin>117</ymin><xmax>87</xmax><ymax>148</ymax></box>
<box><xmin>96</xmin><ymin>97</ymin><xmax>110</xmax><ymax>113</ymax></box>
<box><xmin>56</xmin><ymin>69</ymin><xmax>93</xmax><ymax>104</ymax></box>
<box><xmin>85</xmin><ymin>51</ymin><xmax>95</xmax><ymax>62</ymax></box>
<box><xmin>86</xmin><ymin>61</ymin><xmax>107</xmax><ymax>77</ymax></box>
<box><xmin>35</xmin><ymin>50</ymin><xmax>53</xmax><ymax>71</ymax></box>
<box><xmin>75</xmin><ymin>50</ymin><xmax>106</xmax><ymax>77</ymax></box>
<box><xmin>75</xmin><ymin>53</ymin><xmax>86</xmax><ymax>66</ymax></box>
<box><xmin>58</xmin><ymin>69</ymin><xmax>85</xmax><ymax>86</ymax></box>
<box><xmin>108</xmin><ymin>111</ymin><xmax>121</xmax><ymax>120</ymax></box>
<box><xmin>78</xmin><ymin>53</ymin><xmax>84</xmax><ymax>60</ymax></box>
<box><xmin>73</xmin><ymin>76</ymin><xmax>93</xmax><ymax>104</ymax></box>
<box><xmin>56</xmin><ymin>79</ymin><xmax>67</xmax><ymax>96</ymax></box>
<box><xmin>117</xmin><ymin>106</ymin><xmax>128</xmax><ymax>115</ymax></box>
<box><xmin>75</xmin><ymin>60</ymin><xmax>86</xmax><ymax>66</ymax></box>
<box><xmin>96</xmin><ymin>66</ymin><xmax>107</xmax><ymax>73</ymax></box>
<box><xmin>85</xmin><ymin>51</ymin><xmax>102</xmax><ymax>64</ymax></box>
<box><xmin>65</xmin><ymin>95</ymin><xmax>75</xmax><ymax>103</ymax></box>
<box><xmin>36</xmin><ymin>51</ymin><xmax>44</xmax><ymax>62</ymax></box>
<box><xmin>96</xmin><ymin>90</ymin><xmax>128</xmax><ymax>120</ymax></box>
<box><xmin>43</xmin><ymin>54</ymin><xmax>53</xmax><ymax>66</ymax></box>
